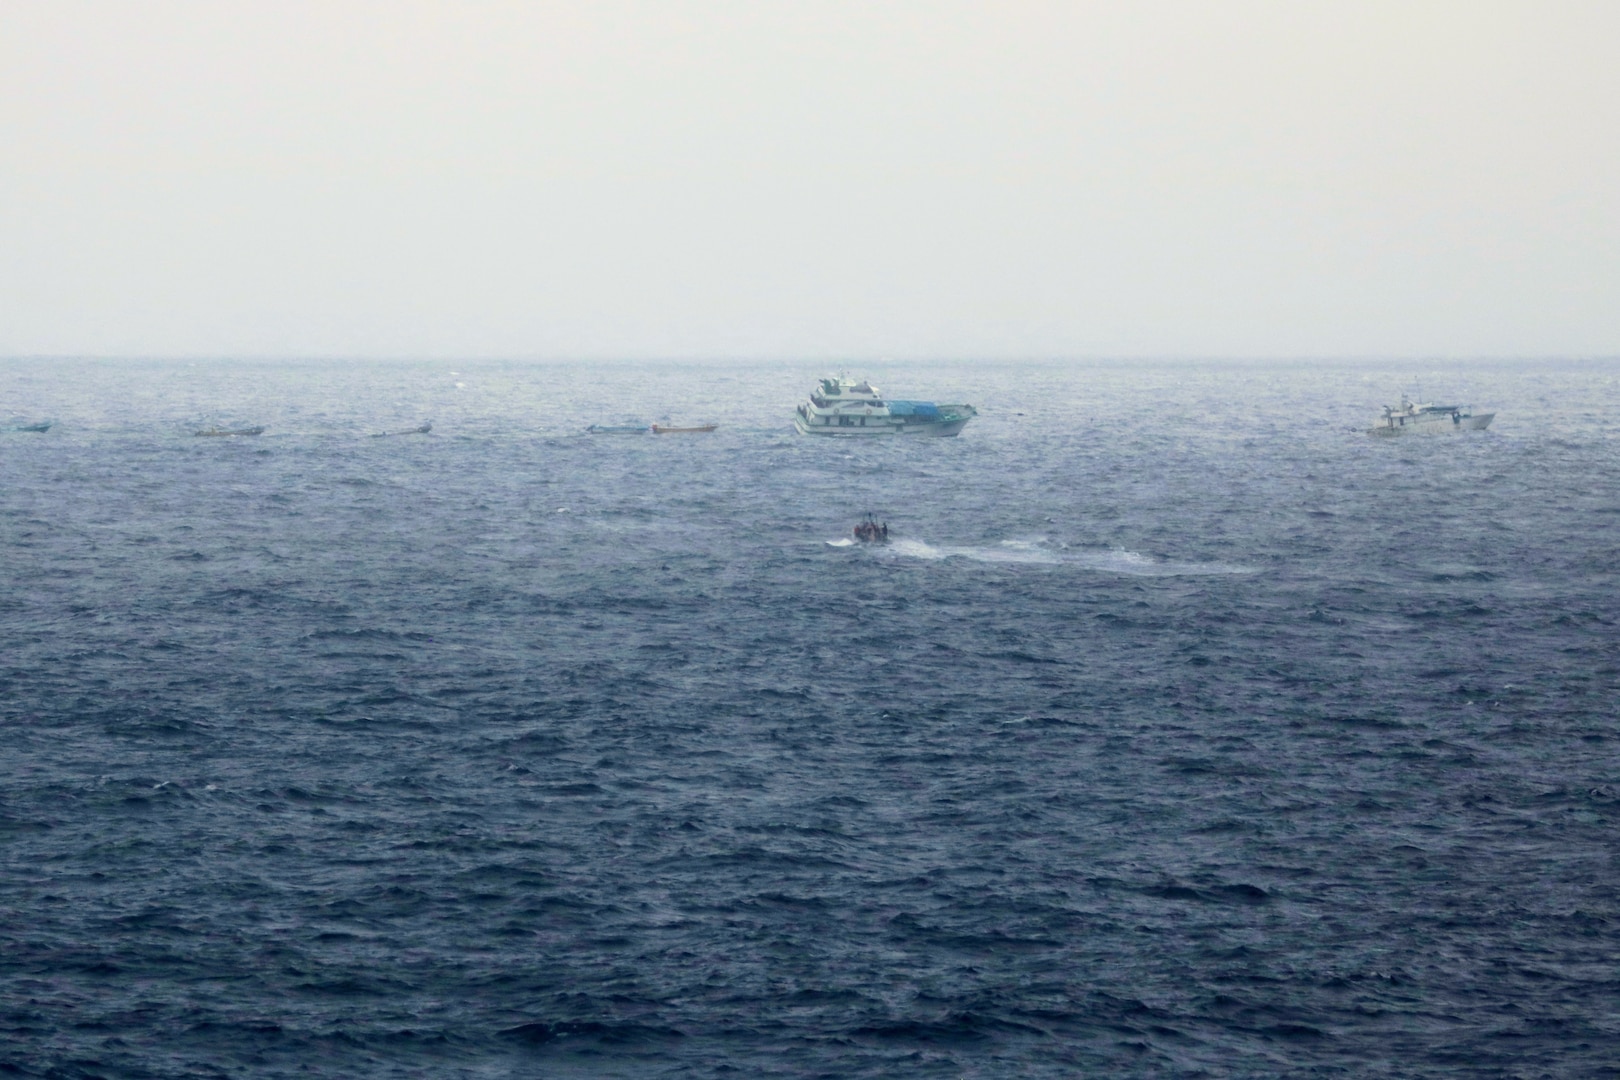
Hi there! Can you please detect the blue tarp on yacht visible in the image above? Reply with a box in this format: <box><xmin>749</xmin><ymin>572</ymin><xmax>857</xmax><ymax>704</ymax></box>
<box><xmin>887</xmin><ymin>400</ymin><xmax>941</xmax><ymax>417</ymax></box>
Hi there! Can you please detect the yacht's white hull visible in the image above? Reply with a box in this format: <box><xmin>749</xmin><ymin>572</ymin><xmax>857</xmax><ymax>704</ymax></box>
<box><xmin>792</xmin><ymin>414</ymin><xmax>973</xmax><ymax>437</ymax></box>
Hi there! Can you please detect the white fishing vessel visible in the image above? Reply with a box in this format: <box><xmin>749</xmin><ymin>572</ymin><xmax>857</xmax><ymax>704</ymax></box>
<box><xmin>1368</xmin><ymin>394</ymin><xmax>1494</xmax><ymax>436</ymax></box>
<box><xmin>194</xmin><ymin>425</ymin><xmax>265</xmax><ymax>437</ymax></box>
<box><xmin>793</xmin><ymin>376</ymin><xmax>976</xmax><ymax>436</ymax></box>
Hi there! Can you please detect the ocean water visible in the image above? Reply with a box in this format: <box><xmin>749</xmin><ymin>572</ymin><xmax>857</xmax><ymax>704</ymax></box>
<box><xmin>1</xmin><ymin>357</ymin><xmax>1617</xmax><ymax>1078</ymax></box>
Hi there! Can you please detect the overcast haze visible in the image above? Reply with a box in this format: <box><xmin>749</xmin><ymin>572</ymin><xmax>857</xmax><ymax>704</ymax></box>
<box><xmin>2</xmin><ymin>1</ymin><xmax>1616</xmax><ymax>359</ymax></box>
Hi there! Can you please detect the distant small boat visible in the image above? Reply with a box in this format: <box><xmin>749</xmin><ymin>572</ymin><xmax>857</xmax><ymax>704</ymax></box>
<box><xmin>194</xmin><ymin>426</ymin><xmax>265</xmax><ymax>437</ymax></box>
<box><xmin>651</xmin><ymin>423</ymin><xmax>717</xmax><ymax>434</ymax></box>
<box><xmin>371</xmin><ymin>422</ymin><xmax>432</xmax><ymax>437</ymax></box>
<box><xmin>13</xmin><ymin>421</ymin><xmax>51</xmax><ymax>433</ymax></box>
<box><xmin>586</xmin><ymin>424</ymin><xmax>649</xmax><ymax>435</ymax></box>
<box><xmin>1368</xmin><ymin>394</ymin><xmax>1493</xmax><ymax>436</ymax></box>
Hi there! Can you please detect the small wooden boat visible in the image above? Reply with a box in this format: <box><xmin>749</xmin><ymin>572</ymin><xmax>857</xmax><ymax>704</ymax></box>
<box><xmin>586</xmin><ymin>424</ymin><xmax>649</xmax><ymax>435</ymax></box>
<box><xmin>371</xmin><ymin>422</ymin><xmax>432</xmax><ymax>437</ymax></box>
<box><xmin>194</xmin><ymin>426</ymin><xmax>265</xmax><ymax>437</ymax></box>
<box><xmin>651</xmin><ymin>423</ymin><xmax>717</xmax><ymax>434</ymax></box>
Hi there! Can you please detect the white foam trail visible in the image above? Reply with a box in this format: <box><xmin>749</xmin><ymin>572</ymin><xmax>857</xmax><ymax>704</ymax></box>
<box><xmin>1070</xmin><ymin>547</ymin><xmax>1255</xmax><ymax>576</ymax></box>
<box><xmin>884</xmin><ymin>536</ymin><xmax>1254</xmax><ymax>576</ymax></box>
<box><xmin>964</xmin><ymin>542</ymin><xmax>1062</xmax><ymax>565</ymax></box>
<box><xmin>886</xmin><ymin>537</ymin><xmax>1058</xmax><ymax>564</ymax></box>
<box><xmin>887</xmin><ymin>538</ymin><xmax>946</xmax><ymax>559</ymax></box>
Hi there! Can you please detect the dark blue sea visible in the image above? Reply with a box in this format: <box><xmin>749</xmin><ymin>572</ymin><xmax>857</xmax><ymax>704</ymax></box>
<box><xmin>2</xmin><ymin>358</ymin><xmax>1617</xmax><ymax>1078</ymax></box>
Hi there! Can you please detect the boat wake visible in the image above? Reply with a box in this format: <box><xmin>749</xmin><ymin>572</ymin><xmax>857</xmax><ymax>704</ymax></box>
<box><xmin>1065</xmin><ymin>547</ymin><xmax>1254</xmax><ymax>577</ymax></box>
<box><xmin>868</xmin><ymin>536</ymin><xmax>1253</xmax><ymax>576</ymax></box>
<box><xmin>887</xmin><ymin>537</ymin><xmax>1061</xmax><ymax>564</ymax></box>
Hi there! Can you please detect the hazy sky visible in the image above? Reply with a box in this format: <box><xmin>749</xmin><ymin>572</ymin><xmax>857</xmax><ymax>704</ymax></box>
<box><xmin>3</xmin><ymin>1</ymin><xmax>1616</xmax><ymax>359</ymax></box>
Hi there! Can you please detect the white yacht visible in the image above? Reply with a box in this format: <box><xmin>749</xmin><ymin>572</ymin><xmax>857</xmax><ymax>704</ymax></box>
<box><xmin>793</xmin><ymin>377</ymin><xmax>976</xmax><ymax>437</ymax></box>
<box><xmin>1369</xmin><ymin>394</ymin><xmax>1494</xmax><ymax>436</ymax></box>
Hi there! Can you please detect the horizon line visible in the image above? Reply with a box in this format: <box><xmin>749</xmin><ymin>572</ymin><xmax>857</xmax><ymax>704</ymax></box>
<box><xmin>3</xmin><ymin>353</ymin><xmax>1616</xmax><ymax>365</ymax></box>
